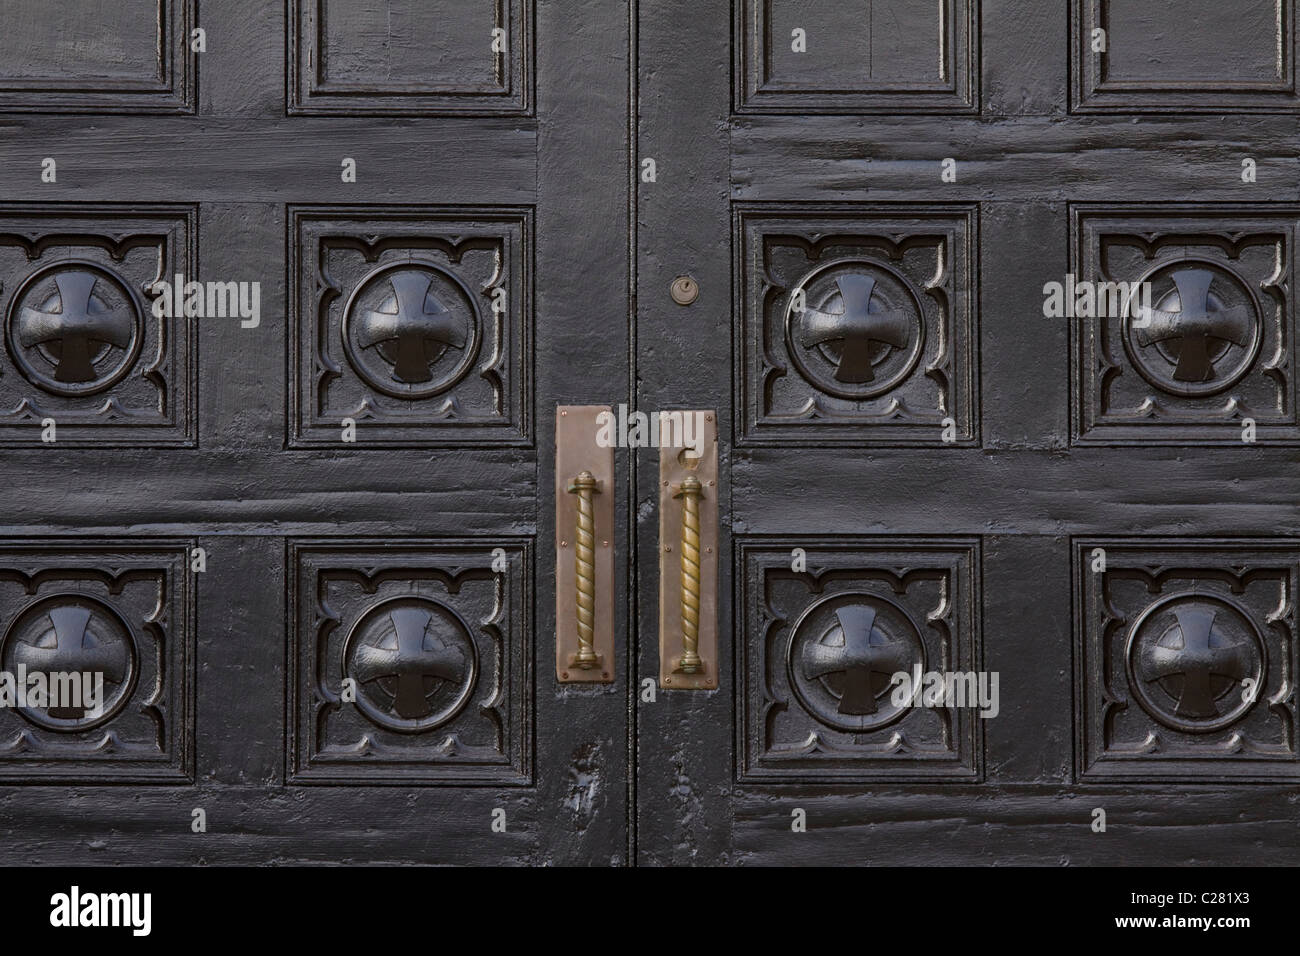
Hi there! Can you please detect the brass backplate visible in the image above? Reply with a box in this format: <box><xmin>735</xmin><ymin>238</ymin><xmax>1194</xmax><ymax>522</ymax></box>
<box><xmin>556</xmin><ymin>405</ymin><xmax>615</xmax><ymax>683</ymax></box>
<box><xmin>658</xmin><ymin>410</ymin><xmax>718</xmax><ymax>690</ymax></box>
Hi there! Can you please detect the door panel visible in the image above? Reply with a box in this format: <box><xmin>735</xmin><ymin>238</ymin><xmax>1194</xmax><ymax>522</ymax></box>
<box><xmin>1072</xmin><ymin>204</ymin><xmax>1298</xmax><ymax>444</ymax></box>
<box><xmin>0</xmin><ymin>540</ymin><xmax>193</xmax><ymax>783</ymax></box>
<box><xmin>735</xmin><ymin>538</ymin><xmax>982</xmax><ymax>784</ymax></box>
<box><xmin>0</xmin><ymin>0</ymin><xmax>631</xmax><ymax>865</ymax></box>
<box><xmin>1072</xmin><ymin>0</ymin><xmax>1299</xmax><ymax>112</ymax></box>
<box><xmin>0</xmin><ymin>0</ymin><xmax>195</xmax><ymax>113</ymax></box>
<box><xmin>733</xmin><ymin>203</ymin><xmax>978</xmax><ymax>447</ymax></box>
<box><xmin>286</xmin><ymin>205</ymin><xmax>532</xmax><ymax>447</ymax></box>
<box><xmin>0</xmin><ymin>204</ymin><xmax>196</xmax><ymax>446</ymax></box>
<box><xmin>288</xmin><ymin>0</ymin><xmax>531</xmax><ymax>115</ymax></box>
<box><xmin>636</xmin><ymin>0</ymin><xmax>1300</xmax><ymax>865</ymax></box>
<box><xmin>736</xmin><ymin>0</ymin><xmax>979</xmax><ymax>113</ymax></box>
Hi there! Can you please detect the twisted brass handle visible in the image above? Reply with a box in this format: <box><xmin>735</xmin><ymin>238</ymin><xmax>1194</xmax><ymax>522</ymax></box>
<box><xmin>566</xmin><ymin>470</ymin><xmax>601</xmax><ymax>668</ymax></box>
<box><xmin>672</xmin><ymin>475</ymin><xmax>704</xmax><ymax>673</ymax></box>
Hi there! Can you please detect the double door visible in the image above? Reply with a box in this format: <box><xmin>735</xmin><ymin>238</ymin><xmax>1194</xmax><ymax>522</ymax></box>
<box><xmin>0</xmin><ymin>0</ymin><xmax>1295</xmax><ymax>865</ymax></box>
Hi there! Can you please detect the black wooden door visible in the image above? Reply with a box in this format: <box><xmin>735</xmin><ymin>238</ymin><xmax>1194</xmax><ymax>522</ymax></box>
<box><xmin>5</xmin><ymin>0</ymin><xmax>1299</xmax><ymax>870</ymax></box>
<box><xmin>0</xmin><ymin>0</ymin><xmax>631</xmax><ymax>864</ymax></box>
<box><xmin>634</xmin><ymin>0</ymin><xmax>1300</xmax><ymax>864</ymax></box>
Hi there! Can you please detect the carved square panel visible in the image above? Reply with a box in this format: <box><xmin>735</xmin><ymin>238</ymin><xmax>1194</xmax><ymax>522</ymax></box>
<box><xmin>288</xmin><ymin>539</ymin><xmax>532</xmax><ymax>785</ymax></box>
<box><xmin>738</xmin><ymin>537</ymin><xmax>982</xmax><ymax>783</ymax></box>
<box><xmin>735</xmin><ymin>0</ymin><xmax>978</xmax><ymax>113</ymax></box>
<box><xmin>1075</xmin><ymin>539</ymin><xmax>1300</xmax><ymax>782</ymax></box>
<box><xmin>289</xmin><ymin>206</ymin><xmax>531</xmax><ymax>447</ymax></box>
<box><xmin>736</xmin><ymin>204</ymin><xmax>978</xmax><ymax>446</ymax></box>
<box><xmin>0</xmin><ymin>0</ymin><xmax>194</xmax><ymax>113</ymax></box>
<box><xmin>1072</xmin><ymin>0</ymin><xmax>1298</xmax><ymax>112</ymax></box>
<box><xmin>289</xmin><ymin>0</ymin><xmax>532</xmax><ymax>115</ymax></box>
<box><xmin>1072</xmin><ymin>205</ymin><xmax>1298</xmax><ymax>444</ymax></box>
<box><xmin>0</xmin><ymin>205</ymin><xmax>197</xmax><ymax>446</ymax></box>
<box><xmin>0</xmin><ymin>541</ymin><xmax>193</xmax><ymax>783</ymax></box>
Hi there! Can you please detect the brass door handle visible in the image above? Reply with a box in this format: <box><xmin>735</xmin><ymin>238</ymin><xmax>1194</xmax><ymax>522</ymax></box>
<box><xmin>658</xmin><ymin>411</ymin><xmax>718</xmax><ymax>689</ymax></box>
<box><xmin>672</xmin><ymin>475</ymin><xmax>704</xmax><ymax>673</ymax></box>
<box><xmin>566</xmin><ymin>470</ymin><xmax>602</xmax><ymax>670</ymax></box>
<box><xmin>556</xmin><ymin>407</ymin><xmax>614</xmax><ymax>683</ymax></box>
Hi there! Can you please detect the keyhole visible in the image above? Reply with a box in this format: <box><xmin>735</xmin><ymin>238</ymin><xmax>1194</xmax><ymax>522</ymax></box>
<box><xmin>670</xmin><ymin>275</ymin><xmax>699</xmax><ymax>306</ymax></box>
